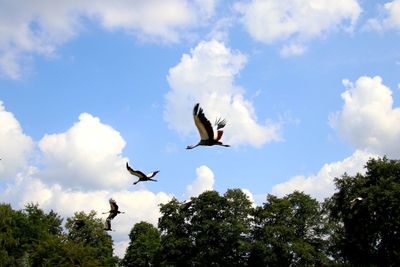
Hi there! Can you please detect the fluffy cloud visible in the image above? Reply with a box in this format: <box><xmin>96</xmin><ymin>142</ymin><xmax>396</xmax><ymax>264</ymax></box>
<box><xmin>272</xmin><ymin>150</ymin><xmax>377</xmax><ymax>200</ymax></box>
<box><xmin>367</xmin><ymin>0</ymin><xmax>400</xmax><ymax>31</ymax></box>
<box><xmin>235</xmin><ymin>0</ymin><xmax>361</xmax><ymax>55</ymax></box>
<box><xmin>0</xmin><ymin>101</ymin><xmax>33</xmax><ymax>178</ymax></box>
<box><xmin>330</xmin><ymin>76</ymin><xmax>400</xmax><ymax>157</ymax></box>
<box><xmin>38</xmin><ymin>113</ymin><xmax>130</xmax><ymax>190</ymax></box>
<box><xmin>184</xmin><ymin>165</ymin><xmax>215</xmax><ymax>198</ymax></box>
<box><xmin>0</xmin><ymin>0</ymin><xmax>216</xmax><ymax>79</ymax></box>
<box><xmin>164</xmin><ymin>39</ymin><xmax>281</xmax><ymax>147</ymax></box>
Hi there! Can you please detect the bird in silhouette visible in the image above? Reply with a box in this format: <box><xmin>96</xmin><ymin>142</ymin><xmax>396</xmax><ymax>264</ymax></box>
<box><xmin>103</xmin><ymin>198</ymin><xmax>125</xmax><ymax>220</ymax></box>
<box><xmin>104</xmin><ymin>218</ymin><xmax>112</xmax><ymax>231</ymax></box>
<box><xmin>187</xmin><ymin>103</ymin><xmax>230</xmax><ymax>149</ymax></box>
<box><xmin>126</xmin><ymin>162</ymin><xmax>159</xmax><ymax>185</ymax></box>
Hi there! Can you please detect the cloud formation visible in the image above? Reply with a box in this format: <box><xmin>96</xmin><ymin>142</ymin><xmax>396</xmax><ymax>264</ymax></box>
<box><xmin>272</xmin><ymin>150</ymin><xmax>377</xmax><ymax>200</ymax></box>
<box><xmin>235</xmin><ymin>0</ymin><xmax>361</xmax><ymax>55</ymax></box>
<box><xmin>367</xmin><ymin>0</ymin><xmax>400</xmax><ymax>31</ymax></box>
<box><xmin>184</xmin><ymin>165</ymin><xmax>215</xmax><ymax>198</ymax></box>
<box><xmin>38</xmin><ymin>113</ymin><xmax>130</xmax><ymax>190</ymax></box>
<box><xmin>164</xmin><ymin>39</ymin><xmax>281</xmax><ymax>147</ymax></box>
<box><xmin>0</xmin><ymin>101</ymin><xmax>33</xmax><ymax>178</ymax></box>
<box><xmin>0</xmin><ymin>0</ymin><xmax>216</xmax><ymax>79</ymax></box>
<box><xmin>330</xmin><ymin>76</ymin><xmax>400</xmax><ymax>157</ymax></box>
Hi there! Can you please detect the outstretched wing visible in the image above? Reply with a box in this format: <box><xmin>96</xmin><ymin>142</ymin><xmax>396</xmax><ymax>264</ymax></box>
<box><xmin>193</xmin><ymin>103</ymin><xmax>214</xmax><ymax>141</ymax></box>
<box><xmin>109</xmin><ymin>198</ymin><xmax>118</xmax><ymax>212</ymax></box>
<box><xmin>146</xmin><ymin>171</ymin><xmax>160</xmax><ymax>178</ymax></box>
<box><xmin>126</xmin><ymin>162</ymin><xmax>146</xmax><ymax>178</ymax></box>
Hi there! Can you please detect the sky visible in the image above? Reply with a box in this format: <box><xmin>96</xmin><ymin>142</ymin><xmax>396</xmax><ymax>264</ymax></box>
<box><xmin>1</xmin><ymin>0</ymin><xmax>400</xmax><ymax>258</ymax></box>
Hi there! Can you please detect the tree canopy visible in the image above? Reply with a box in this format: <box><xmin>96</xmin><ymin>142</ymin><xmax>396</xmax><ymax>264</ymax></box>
<box><xmin>2</xmin><ymin>157</ymin><xmax>400</xmax><ymax>266</ymax></box>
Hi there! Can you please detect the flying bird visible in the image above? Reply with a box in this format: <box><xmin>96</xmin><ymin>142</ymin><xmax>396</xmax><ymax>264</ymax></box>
<box><xmin>103</xmin><ymin>198</ymin><xmax>125</xmax><ymax>220</ymax></box>
<box><xmin>187</xmin><ymin>103</ymin><xmax>230</xmax><ymax>149</ymax></box>
<box><xmin>104</xmin><ymin>218</ymin><xmax>112</xmax><ymax>231</ymax></box>
<box><xmin>126</xmin><ymin>162</ymin><xmax>159</xmax><ymax>185</ymax></box>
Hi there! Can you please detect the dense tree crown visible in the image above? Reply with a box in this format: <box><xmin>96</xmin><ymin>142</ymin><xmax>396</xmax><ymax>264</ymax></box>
<box><xmin>1</xmin><ymin>157</ymin><xmax>399</xmax><ymax>266</ymax></box>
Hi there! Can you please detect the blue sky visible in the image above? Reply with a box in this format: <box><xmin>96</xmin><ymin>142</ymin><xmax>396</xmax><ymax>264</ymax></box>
<box><xmin>1</xmin><ymin>0</ymin><xmax>400</xmax><ymax>257</ymax></box>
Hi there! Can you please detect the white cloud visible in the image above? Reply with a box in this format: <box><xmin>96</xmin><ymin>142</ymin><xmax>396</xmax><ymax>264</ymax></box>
<box><xmin>0</xmin><ymin>101</ymin><xmax>33</xmax><ymax>178</ymax></box>
<box><xmin>272</xmin><ymin>150</ymin><xmax>377</xmax><ymax>201</ymax></box>
<box><xmin>0</xmin><ymin>0</ymin><xmax>217</xmax><ymax>79</ymax></box>
<box><xmin>366</xmin><ymin>0</ymin><xmax>400</xmax><ymax>31</ymax></box>
<box><xmin>164</xmin><ymin>39</ymin><xmax>281</xmax><ymax>147</ymax></box>
<box><xmin>330</xmin><ymin>76</ymin><xmax>400</xmax><ymax>157</ymax></box>
<box><xmin>235</xmin><ymin>0</ymin><xmax>361</xmax><ymax>55</ymax></box>
<box><xmin>184</xmin><ymin>165</ymin><xmax>215</xmax><ymax>198</ymax></box>
<box><xmin>38</xmin><ymin>113</ymin><xmax>130</xmax><ymax>190</ymax></box>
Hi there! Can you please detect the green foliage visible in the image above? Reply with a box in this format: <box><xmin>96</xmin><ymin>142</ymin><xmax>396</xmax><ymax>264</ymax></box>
<box><xmin>249</xmin><ymin>192</ymin><xmax>329</xmax><ymax>266</ymax></box>
<box><xmin>2</xmin><ymin>156</ymin><xmax>399</xmax><ymax>266</ymax></box>
<box><xmin>65</xmin><ymin>211</ymin><xmax>118</xmax><ymax>266</ymax></box>
<box><xmin>0</xmin><ymin>204</ymin><xmax>117</xmax><ymax>267</ymax></box>
<box><xmin>326</xmin><ymin>157</ymin><xmax>400</xmax><ymax>266</ymax></box>
<box><xmin>121</xmin><ymin>221</ymin><xmax>160</xmax><ymax>267</ymax></box>
<box><xmin>158</xmin><ymin>197</ymin><xmax>193</xmax><ymax>266</ymax></box>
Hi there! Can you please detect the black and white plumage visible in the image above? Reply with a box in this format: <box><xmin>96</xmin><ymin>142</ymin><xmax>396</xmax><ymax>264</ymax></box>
<box><xmin>103</xmin><ymin>198</ymin><xmax>124</xmax><ymax>220</ymax></box>
<box><xmin>186</xmin><ymin>103</ymin><xmax>230</xmax><ymax>149</ymax></box>
<box><xmin>126</xmin><ymin>162</ymin><xmax>159</xmax><ymax>185</ymax></box>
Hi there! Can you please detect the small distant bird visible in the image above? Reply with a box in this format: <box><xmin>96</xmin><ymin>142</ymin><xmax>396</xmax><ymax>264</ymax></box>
<box><xmin>104</xmin><ymin>218</ymin><xmax>112</xmax><ymax>231</ymax></box>
<box><xmin>126</xmin><ymin>162</ymin><xmax>159</xmax><ymax>185</ymax></box>
<box><xmin>350</xmin><ymin>197</ymin><xmax>364</xmax><ymax>209</ymax></box>
<box><xmin>103</xmin><ymin>198</ymin><xmax>125</xmax><ymax>220</ymax></box>
<box><xmin>73</xmin><ymin>219</ymin><xmax>85</xmax><ymax>230</ymax></box>
<box><xmin>187</xmin><ymin>103</ymin><xmax>230</xmax><ymax>149</ymax></box>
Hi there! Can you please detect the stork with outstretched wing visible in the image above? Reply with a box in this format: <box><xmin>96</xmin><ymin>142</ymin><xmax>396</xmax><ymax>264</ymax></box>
<box><xmin>126</xmin><ymin>162</ymin><xmax>159</xmax><ymax>185</ymax></box>
<box><xmin>103</xmin><ymin>198</ymin><xmax>124</xmax><ymax>220</ymax></box>
<box><xmin>187</xmin><ymin>103</ymin><xmax>230</xmax><ymax>149</ymax></box>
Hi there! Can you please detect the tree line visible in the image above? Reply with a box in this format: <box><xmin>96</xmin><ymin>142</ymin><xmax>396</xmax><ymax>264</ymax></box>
<box><xmin>1</xmin><ymin>157</ymin><xmax>399</xmax><ymax>266</ymax></box>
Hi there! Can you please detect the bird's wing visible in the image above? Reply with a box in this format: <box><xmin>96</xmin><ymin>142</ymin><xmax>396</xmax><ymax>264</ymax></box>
<box><xmin>109</xmin><ymin>198</ymin><xmax>118</xmax><ymax>211</ymax></box>
<box><xmin>193</xmin><ymin>103</ymin><xmax>214</xmax><ymax>140</ymax></box>
<box><xmin>213</xmin><ymin>118</ymin><xmax>226</xmax><ymax>140</ymax></box>
<box><xmin>126</xmin><ymin>162</ymin><xmax>146</xmax><ymax>178</ymax></box>
<box><xmin>147</xmin><ymin>171</ymin><xmax>159</xmax><ymax>178</ymax></box>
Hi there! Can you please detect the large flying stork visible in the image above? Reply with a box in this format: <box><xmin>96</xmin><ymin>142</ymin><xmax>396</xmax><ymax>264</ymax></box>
<box><xmin>103</xmin><ymin>198</ymin><xmax>124</xmax><ymax>220</ymax></box>
<box><xmin>126</xmin><ymin>162</ymin><xmax>159</xmax><ymax>185</ymax></box>
<box><xmin>187</xmin><ymin>103</ymin><xmax>230</xmax><ymax>149</ymax></box>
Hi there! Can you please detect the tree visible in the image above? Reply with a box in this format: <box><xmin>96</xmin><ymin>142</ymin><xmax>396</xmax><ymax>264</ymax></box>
<box><xmin>0</xmin><ymin>203</ymin><xmax>18</xmax><ymax>266</ymax></box>
<box><xmin>121</xmin><ymin>221</ymin><xmax>160</xmax><ymax>267</ymax></box>
<box><xmin>221</xmin><ymin>189</ymin><xmax>253</xmax><ymax>266</ymax></box>
<box><xmin>249</xmin><ymin>192</ymin><xmax>329</xmax><ymax>266</ymax></box>
<box><xmin>158</xmin><ymin>197</ymin><xmax>193</xmax><ymax>266</ymax></box>
<box><xmin>326</xmin><ymin>157</ymin><xmax>400</xmax><ymax>266</ymax></box>
<box><xmin>65</xmin><ymin>211</ymin><xmax>118</xmax><ymax>266</ymax></box>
